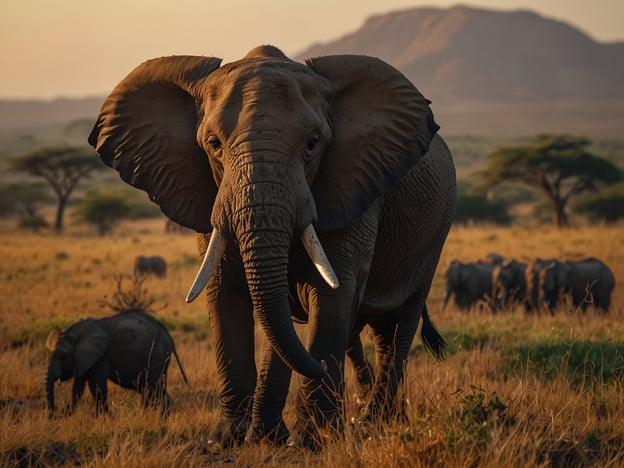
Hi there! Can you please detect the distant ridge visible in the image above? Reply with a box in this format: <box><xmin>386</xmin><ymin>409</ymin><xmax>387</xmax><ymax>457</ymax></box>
<box><xmin>0</xmin><ymin>96</ymin><xmax>103</xmax><ymax>130</ymax></box>
<box><xmin>296</xmin><ymin>5</ymin><xmax>624</xmax><ymax>105</ymax></box>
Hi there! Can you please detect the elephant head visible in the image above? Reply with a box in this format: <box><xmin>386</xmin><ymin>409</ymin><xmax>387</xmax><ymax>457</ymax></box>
<box><xmin>45</xmin><ymin>319</ymin><xmax>108</xmax><ymax>413</ymax></box>
<box><xmin>89</xmin><ymin>46</ymin><xmax>439</xmax><ymax>379</ymax></box>
<box><xmin>540</xmin><ymin>261</ymin><xmax>573</xmax><ymax>310</ymax></box>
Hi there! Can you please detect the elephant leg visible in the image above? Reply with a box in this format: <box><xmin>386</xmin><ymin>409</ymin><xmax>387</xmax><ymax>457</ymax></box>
<box><xmin>87</xmin><ymin>378</ymin><xmax>109</xmax><ymax>415</ymax></box>
<box><xmin>288</xmin><ymin>281</ymin><xmax>360</xmax><ymax>449</ymax></box>
<box><xmin>144</xmin><ymin>376</ymin><xmax>171</xmax><ymax>415</ymax></box>
<box><xmin>67</xmin><ymin>377</ymin><xmax>86</xmax><ymax>416</ymax></box>
<box><xmin>206</xmin><ymin>258</ymin><xmax>256</xmax><ymax>447</ymax></box>
<box><xmin>346</xmin><ymin>321</ymin><xmax>374</xmax><ymax>411</ymax></box>
<box><xmin>246</xmin><ymin>344</ymin><xmax>292</xmax><ymax>444</ymax></box>
<box><xmin>363</xmin><ymin>300</ymin><xmax>422</xmax><ymax>423</ymax></box>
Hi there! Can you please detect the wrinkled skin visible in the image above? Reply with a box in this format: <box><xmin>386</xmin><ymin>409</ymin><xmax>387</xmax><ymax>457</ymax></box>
<box><xmin>443</xmin><ymin>260</ymin><xmax>495</xmax><ymax>311</ymax></box>
<box><xmin>134</xmin><ymin>255</ymin><xmax>167</xmax><ymax>278</ymax></box>
<box><xmin>540</xmin><ymin>257</ymin><xmax>615</xmax><ymax>313</ymax></box>
<box><xmin>45</xmin><ymin>309</ymin><xmax>188</xmax><ymax>416</ymax></box>
<box><xmin>492</xmin><ymin>259</ymin><xmax>527</xmax><ymax>310</ymax></box>
<box><xmin>89</xmin><ymin>46</ymin><xmax>456</xmax><ymax>448</ymax></box>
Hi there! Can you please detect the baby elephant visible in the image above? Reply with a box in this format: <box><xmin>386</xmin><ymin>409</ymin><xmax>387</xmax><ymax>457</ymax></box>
<box><xmin>45</xmin><ymin>309</ymin><xmax>188</xmax><ymax>417</ymax></box>
<box><xmin>134</xmin><ymin>255</ymin><xmax>167</xmax><ymax>278</ymax></box>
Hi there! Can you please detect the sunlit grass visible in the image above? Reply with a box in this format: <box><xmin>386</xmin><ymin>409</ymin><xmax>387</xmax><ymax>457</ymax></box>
<box><xmin>1</xmin><ymin>220</ymin><xmax>623</xmax><ymax>466</ymax></box>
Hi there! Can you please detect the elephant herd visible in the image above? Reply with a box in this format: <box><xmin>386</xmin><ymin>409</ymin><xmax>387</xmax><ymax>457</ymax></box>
<box><xmin>444</xmin><ymin>254</ymin><xmax>615</xmax><ymax>314</ymax></box>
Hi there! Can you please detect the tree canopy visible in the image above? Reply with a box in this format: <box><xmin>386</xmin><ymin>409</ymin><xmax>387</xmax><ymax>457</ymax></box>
<box><xmin>9</xmin><ymin>146</ymin><xmax>104</xmax><ymax>232</ymax></box>
<box><xmin>473</xmin><ymin>134</ymin><xmax>622</xmax><ymax>226</ymax></box>
<box><xmin>74</xmin><ymin>191</ymin><xmax>133</xmax><ymax>236</ymax></box>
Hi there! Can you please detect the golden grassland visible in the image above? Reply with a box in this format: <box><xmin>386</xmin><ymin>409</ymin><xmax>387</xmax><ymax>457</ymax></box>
<box><xmin>1</xmin><ymin>219</ymin><xmax>623</xmax><ymax>467</ymax></box>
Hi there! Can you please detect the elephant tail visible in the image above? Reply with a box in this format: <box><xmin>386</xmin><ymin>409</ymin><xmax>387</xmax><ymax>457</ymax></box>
<box><xmin>171</xmin><ymin>344</ymin><xmax>192</xmax><ymax>390</ymax></box>
<box><xmin>420</xmin><ymin>305</ymin><xmax>446</xmax><ymax>361</ymax></box>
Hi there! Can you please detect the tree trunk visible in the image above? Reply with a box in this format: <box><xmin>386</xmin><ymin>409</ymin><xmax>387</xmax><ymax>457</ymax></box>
<box><xmin>55</xmin><ymin>197</ymin><xmax>67</xmax><ymax>232</ymax></box>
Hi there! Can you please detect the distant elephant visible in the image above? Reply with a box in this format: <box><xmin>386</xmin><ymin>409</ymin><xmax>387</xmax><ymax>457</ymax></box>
<box><xmin>483</xmin><ymin>252</ymin><xmax>505</xmax><ymax>266</ymax></box>
<box><xmin>492</xmin><ymin>259</ymin><xmax>527</xmax><ymax>310</ymax></box>
<box><xmin>444</xmin><ymin>260</ymin><xmax>496</xmax><ymax>311</ymax></box>
<box><xmin>89</xmin><ymin>45</ymin><xmax>456</xmax><ymax>448</ymax></box>
<box><xmin>134</xmin><ymin>255</ymin><xmax>167</xmax><ymax>278</ymax></box>
<box><xmin>541</xmin><ymin>257</ymin><xmax>615</xmax><ymax>312</ymax></box>
<box><xmin>45</xmin><ymin>309</ymin><xmax>189</xmax><ymax>416</ymax></box>
<box><xmin>525</xmin><ymin>258</ymin><xmax>558</xmax><ymax>313</ymax></box>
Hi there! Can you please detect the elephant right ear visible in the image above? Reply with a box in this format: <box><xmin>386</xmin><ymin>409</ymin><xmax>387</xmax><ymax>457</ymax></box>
<box><xmin>89</xmin><ymin>56</ymin><xmax>222</xmax><ymax>233</ymax></box>
<box><xmin>74</xmin><ymin>319</ymin><xmax>108</xmax><ymax>377</ymax></box>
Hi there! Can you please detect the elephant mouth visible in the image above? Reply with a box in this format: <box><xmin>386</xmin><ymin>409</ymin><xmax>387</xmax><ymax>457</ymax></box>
<box><xmin>186</xmin><ymin>224</ymin><xmax>338</xmax><ymax>303</ymax></box>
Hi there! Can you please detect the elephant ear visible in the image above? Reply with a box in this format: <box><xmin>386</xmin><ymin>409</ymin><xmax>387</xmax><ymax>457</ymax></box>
<box><xmin>88</xmin><ymin>56</ymin><xmax>222</xmax><ymax>232</ymax></box>
<box><xmin>73</xmin><ymin>319</ymin><xmax>108</xmax><ymax>377</ymax></box>
<box><xmin>46</xmin><ymin>328</ymin><xmax>61</xmax><ymax>353</ymax></box>
<box><xmin>306</xmin><ymin>55</ymin><xmax>440</xmax><ymax>231</ymax></box>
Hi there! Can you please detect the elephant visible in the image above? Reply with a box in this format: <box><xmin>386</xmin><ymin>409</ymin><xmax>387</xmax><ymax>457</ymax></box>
<box><xmin>134</xmin><ymin>255</ymin><xmax>167</xmax><ymax>278</ymax></box>
<box><xmin>540</xmin><ymin>257</ymin><xmax>615</xmax><ymax>312</ymax></box>
<box><xmin>525</xmin><ymin>258</ymin><xmax>558</xmax><ymax>313</ymax></box>
<box><xmin>483</xmin><ymin>252</ymin><xmax>505</xmax><ymax>266</ymax></box>
<box><xmin>492</xmin><ymin>259</ymin><xmax>527</xmax><ymax>310</ymax></box>
<box><xmin>88</xmin><ymin>45</ymin><xmax>456</xmax><ymax>448</ymax></box>
<box><xmin>443</xmin><ymin>260</ymin><xmax>496</xmax><ymax>311</ymax></box>
<box><xmin>45</xmin><ymin>309</ymin><xmax>189</xmax><ymax>416</ymax></box>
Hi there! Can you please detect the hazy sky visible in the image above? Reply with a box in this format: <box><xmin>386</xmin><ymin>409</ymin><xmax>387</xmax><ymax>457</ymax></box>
<box><xmin>1</xmin><ymin>0</ymin><xmax>623</xmax><ymax>99</ymax></box>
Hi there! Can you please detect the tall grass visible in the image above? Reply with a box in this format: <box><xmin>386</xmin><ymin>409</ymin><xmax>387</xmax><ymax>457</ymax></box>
<box><xmin>1</xmin><ymin>219</ymin><xmax>623</xmax><ymax>466</ymax></box>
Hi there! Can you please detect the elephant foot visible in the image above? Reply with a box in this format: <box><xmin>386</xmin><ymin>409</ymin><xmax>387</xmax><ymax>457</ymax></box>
<box><xmin>207</xmin><ymin>416</ymin><xmax>249</xmax><ymax>448</ymax></box>
<box><xmin>245</xmin><ymin>419</ymin><xmax>290</xmax><ymax>445</ymax></box>
<box><xmin>286</xmin><ymin>417</ymin><xmax>344</xmax><ymax>451</ymax></box>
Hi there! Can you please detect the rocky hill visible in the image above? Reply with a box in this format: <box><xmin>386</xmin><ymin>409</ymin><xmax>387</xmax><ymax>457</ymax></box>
<box><xmin>297</xmin><ymin>5</ymin><xmax>624</xmax><ymax>104</ymax></box>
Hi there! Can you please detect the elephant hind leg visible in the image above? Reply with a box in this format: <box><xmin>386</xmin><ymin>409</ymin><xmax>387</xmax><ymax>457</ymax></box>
<box><xmin>144</xmin><ymin>376</ymin><xmax>171</xmax><ymax>415</ymax></box>
<box><xmin>361</xmin><ymin>301</ymin><xmax>422</xmax><ymax>423</ymax></box>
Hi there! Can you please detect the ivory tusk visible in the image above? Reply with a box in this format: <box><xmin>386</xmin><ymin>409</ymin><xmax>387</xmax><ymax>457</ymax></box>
<box><xmin>301</xmin><ymin>225</ymin><xmax>339</xmax><ymax>289</ymax></box>
<box><xmin>186</xmin><ymin>230</ymin><xmax>227</xmax><ymax>303</ymax></box>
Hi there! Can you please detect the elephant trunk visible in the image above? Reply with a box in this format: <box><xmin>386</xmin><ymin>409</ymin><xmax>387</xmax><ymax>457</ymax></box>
<box><xmin>236</xmin><ymin>209</ymin><xmax>326</xmax><ymax>378</ymax></box>
<box><xmin>45</xmin><ymin>365</ymin><xmax>58</xmax><ymax>414</ymax></box>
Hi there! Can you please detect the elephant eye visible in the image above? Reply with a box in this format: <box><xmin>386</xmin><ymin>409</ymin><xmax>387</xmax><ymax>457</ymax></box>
<box><xmin>305</xmin><ymin>133</ymin><xmax>321</xmax><ymax>155</ymax></box>
<box><xmin>207</xmin><ymin>137</ymin><xmax>222</xmax><ymax>151</ymax></box>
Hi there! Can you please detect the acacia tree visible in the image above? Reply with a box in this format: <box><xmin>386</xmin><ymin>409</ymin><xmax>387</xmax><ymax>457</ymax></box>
<box><xmin>9</xmin><ymin>146</ymin><xmax>103</xmax><ymax>232</ymax></box>
<box><xmin>74</xmin><ymin>191</ymin><xmax>132</xmax><ymax>236</ymax></box>
<box><xmin>473</xmin><ymin>134</ymin><xmax>622</xmax><ymax>227</ymax></box>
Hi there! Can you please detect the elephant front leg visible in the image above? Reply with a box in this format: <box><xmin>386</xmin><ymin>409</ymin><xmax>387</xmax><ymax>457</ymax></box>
<box><xmin>66</xmin><ymin>377</ymin><xmax>86</xmax><ymax>416</ymax></box>
<box><xmin>206</xmin><ymin>265</ymin><xmax>257</xmax><ymax>447</ymax></box>
<box><xmin>287</xmin><ymin>287</ymin><xmax>355</xmax><ymax>449</ymax></box>
<box><xmin>246</xmin><ymin>345</ymin><xmax>292</xmax><ymax>445</ymax></box>
<box><xmin>346</xmin><ymin>321</ymin><xmax>374</xmax><ymax>410</ymax></box>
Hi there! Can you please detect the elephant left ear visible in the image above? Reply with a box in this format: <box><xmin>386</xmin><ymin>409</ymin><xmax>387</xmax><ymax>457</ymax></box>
<box><xmin>74</xmin><ymin>319</ymin><xmax>108</xmax><ymax>377</ymax></box>
<box><xmin>306</xmin><ymin>55</ymin><xmax>439</xmax><ymax>231</ymax></box>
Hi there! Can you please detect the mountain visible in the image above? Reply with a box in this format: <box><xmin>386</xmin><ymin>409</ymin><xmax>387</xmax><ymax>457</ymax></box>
<box><xmin>2</xmin><ymin>6</ymin><xmax>623</xmax><ymax>136</ymax></box>
<box><xmin>297</xmin><ymin>5</ymin><xmax>624</xmax><ymax>104</ymax></box>
<box><xmin>0</xmin><ymin>96</ymin><xmax>103</xmax><ymax>131</ymax></box>
<box><xmin>296</xmin><ymin>6</ymin><xmax>624</xmax><ymax>136</ymax></box>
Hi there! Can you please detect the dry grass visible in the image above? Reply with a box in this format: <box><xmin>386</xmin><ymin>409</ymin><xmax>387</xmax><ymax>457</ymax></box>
<box><xmin>1</xmin><ymin>219</ymin><xmax>623</xmax><ymax>467</ymax></box>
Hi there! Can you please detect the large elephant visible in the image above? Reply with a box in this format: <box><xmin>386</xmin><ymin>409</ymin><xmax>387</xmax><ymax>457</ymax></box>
<box><xmin>443</xmin><ymin>260</ymin><xmax>496</xmax><ymax>311</ymax></box>
<box><xmin>45</xmin><ymin>309</ymin><xmax>189</xmax><ymax>416</ymax></box>
<box><xmin>134</xmin><ymin>255</ymin><xmax>167</xmax><ymax>278</ymax></box>
<box><xmin>492</xmin><ymin>259</ymin><xmax>527</xmax><ymax>310</ymax></box>
<box><xmin>541</xmin><ymin>257</ymin><xmax>615</xmax><ymax>312</ymax></box>
<box><xmin>88</xmin><ymin>45</ymin><xmax>456</xmax><ymax>448</ymax></box>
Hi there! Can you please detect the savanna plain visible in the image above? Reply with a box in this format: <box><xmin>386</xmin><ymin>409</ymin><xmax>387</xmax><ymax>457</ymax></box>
<box><xmin>0</xmin><ymin>220</ymin><xmax>622</xmax><ymax>467</ymax></box>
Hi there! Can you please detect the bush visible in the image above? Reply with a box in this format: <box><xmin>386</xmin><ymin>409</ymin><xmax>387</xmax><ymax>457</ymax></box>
<box><xmin>454</xmin><ymin>192</ymin><xmax>511</xmax><ymax>225</ymax></box>
<box><xmin>572</xmin><ymin>183</ymin><xmax>624</xmax><ymax>222</ymax></box>
<box><xmin>74</xmin><ymin>190</ymin><xmax>133</xmax><ymax>235</ymax></box>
